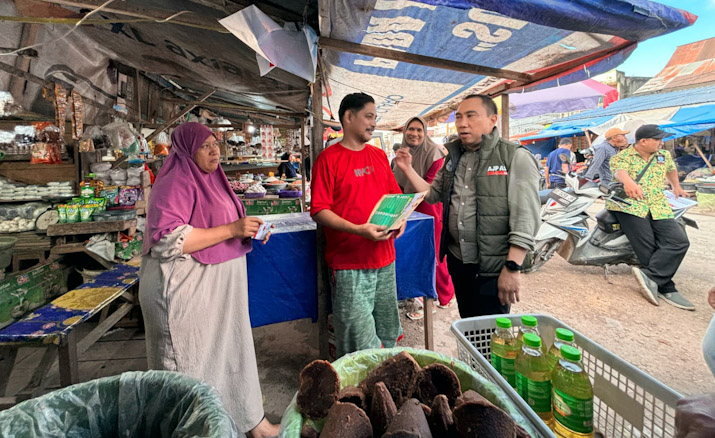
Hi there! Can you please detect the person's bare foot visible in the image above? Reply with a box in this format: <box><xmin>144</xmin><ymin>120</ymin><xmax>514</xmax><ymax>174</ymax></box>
<box><xmin>247</xmin><ymin>417</ymin><xmax>280</xmax><ymax>438</ymax></box>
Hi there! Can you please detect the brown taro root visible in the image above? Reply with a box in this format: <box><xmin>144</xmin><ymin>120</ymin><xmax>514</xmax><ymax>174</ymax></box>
<box><xmin>453</xmin><ymin>390</ymin><xmax>518</xmax><ymax>438</ymax></box>
<box><xmin>416</xmin><ymin>363</ymin><xmax>462</xmax><ymax>407</ymax></box>
<box><xmin>516</xmin><ymin>424</ymin><xmax>532</xmax><ymax>438</ymax></box>
<box><xmin>321</xmin><ymin>401</ymin><xmax>373</xmax><ymax>438</ymax></box>
<box><xmin>428</xmin><ymin>394</ymin><xmax>458</xmax><ymax>437</ymax></box>
<box><xmin>370</xmin><ymin>381</ymin><xmax>397</xmax><ymax>437</ymax></box>
<box><xmin>338</xmin><ymin>385</ymin><xmax>367</xmax><ymax>411</ymax></box>
<box><xmin>300</xmin><ymin>422</ymin><xmax>319</xmax><ymax>438</ymax></box>
<box><xmin>383</xmin><ymin>398</ymin><xmax>433</xmax><ymax>438</ymax></box>
<box><xmin>358</xmin><ymin>351</ymin><xmax>420</xmax><ymax>407</ymax></box>
<box><xmin>297</xmin><ymin>360</ymin><xmax>340</xmax><ymax>420</ymax></box>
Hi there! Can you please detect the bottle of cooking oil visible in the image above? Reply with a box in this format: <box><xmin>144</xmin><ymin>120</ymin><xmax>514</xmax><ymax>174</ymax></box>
<box><xmin>516</xmin><ymin>333</ymin><xmax>553</xmax><ymax>426</ymax></box>
<box><xmin>490</xmin><ymin>317</ymin><xmax>518</xmax><ymax>387</ymax></box>
<box><xmin>547</xmin><ymin>328</ymin><xmax>576</xmax><ymax>370</ymax></box>
<box><xmin>517</xmin><ymin>315</ymin><xmax>546</xmax><ymax>353</ymax></box>
<box><xmin>552</xmin><ymin>345</ymin><xmax>594</xmax><ymax>438</ymax></box>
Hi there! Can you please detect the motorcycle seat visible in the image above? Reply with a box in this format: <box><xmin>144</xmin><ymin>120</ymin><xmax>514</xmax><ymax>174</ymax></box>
<box><xmin>596</xmin><ymin>209</ymin><xmax>621</xmax><ymax>234</ymax></box>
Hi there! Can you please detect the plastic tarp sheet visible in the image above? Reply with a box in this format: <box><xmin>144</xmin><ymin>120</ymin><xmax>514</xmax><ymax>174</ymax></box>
<box><xmin>0</xmin><ymin>1</ymin><xmax>309</xmax><ymax>123</ymax></box>
<box><xmin>246</xmin><ymin>212</ymin><xmax>436</xmax><ymax>328</ymax></box>
<box><xmin>279</xmin><ymin>347</ymin><xmax>539</xmax><ymax>437</ymax></box>
<box><xmin>0</xmin><ymin>370</ymin><xmax>238</xmax><ymax>437</ymax></box>
<box><xmin>509</xmin><ymin>79</ymin><xmax>618</xmax><ymax>119</ymax></box>
<box><xmin>322</xmin><ymin>0</ymin><xmax>695</xmax><ymax>128</ymax></box>
<box><xmin>552</xmin><ymin>84</ymin><xmax>715</xmax><ymax>125</ymax></box>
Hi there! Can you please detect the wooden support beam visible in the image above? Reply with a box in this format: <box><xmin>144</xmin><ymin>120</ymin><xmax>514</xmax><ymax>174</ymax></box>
<box><xmin>159</xmin><ymin>98</ymin><xmax>304</xmax><ymax>118</ymax></box>
<box><xmin>77</xmin><ymin>302</ymin><xmax>134</xmax><ymax>355</ymax></box>
<box><xmin>8</xmin><ymin>23</ymin><xmax>40</xmax><ymax>100</ymax></box>
<box><xmin>424</xmin><ymin>298</ymin><xmax>435</xmax><ymax>350</ymax></box>
<box><xmin>319</xmin><ymin>37</ymin><xmax>532</xmax><ymax>83</ymax></box>
<box><xmin>146</xmin><ymin>90</ymin><xmax>214</xmax><ymax>142</ymax></box>
<box><xmin>0</xmin><ymin>61</ymin><xmax>115</xmax><ymax>113</ymax></box>
<box><xmin>39</xmin><ymin>0</ymin><xmax>226</xmax><ymax>33</ymax></box>
<box><xmin>58</xmin><ymin>331</ymin><xmax>78</xmax><ymax>387</ymax></box>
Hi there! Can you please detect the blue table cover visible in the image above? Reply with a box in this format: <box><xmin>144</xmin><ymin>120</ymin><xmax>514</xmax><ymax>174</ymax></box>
<box><xmin>246</xmin><ymin>212</ymin><xmax>436</xmax><ymax>328</ymax></box>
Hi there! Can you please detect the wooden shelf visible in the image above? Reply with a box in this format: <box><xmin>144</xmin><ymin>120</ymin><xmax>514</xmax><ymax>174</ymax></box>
<box><xmin>46</xmin><ymin>219</ymin><xmax>136</xmax><ymax>237</ymax></box>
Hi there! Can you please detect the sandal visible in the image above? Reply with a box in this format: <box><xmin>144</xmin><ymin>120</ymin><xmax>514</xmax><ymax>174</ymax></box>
<box><xmin>406</xmin><ymin>298</ymin><xmax>436</xmax><ymax>320</ymax></box>
<box><xmin>436</xmin><ymin>297</ymin><xmax>456</xmax><ymax>309</ymax></box>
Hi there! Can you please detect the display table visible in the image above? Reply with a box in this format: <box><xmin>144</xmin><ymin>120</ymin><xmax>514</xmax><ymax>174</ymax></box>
<box><xmin>246</xmin><ymin>212</ymin><xmax>436</xmax><ymax>328</ymax></box>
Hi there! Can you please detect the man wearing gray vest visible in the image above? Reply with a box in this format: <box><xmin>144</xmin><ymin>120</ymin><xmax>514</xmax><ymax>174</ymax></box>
<box><xmin>394</xmin><ymin>94</ymin><xmax>541</xmax><ymax>317</ymax></box>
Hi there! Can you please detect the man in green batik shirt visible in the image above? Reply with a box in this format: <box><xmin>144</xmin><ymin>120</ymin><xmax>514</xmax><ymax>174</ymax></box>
<box><xmin>607</xmin><ymin>124</ymin><xmax>693</xmax><ymax>311</ymax></box>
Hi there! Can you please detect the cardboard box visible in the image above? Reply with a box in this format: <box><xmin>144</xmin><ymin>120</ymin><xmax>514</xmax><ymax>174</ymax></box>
<box><xmin>0</xmin><ymin>261</ymin><xmax>71</xmax><ymax>329</ymax></box>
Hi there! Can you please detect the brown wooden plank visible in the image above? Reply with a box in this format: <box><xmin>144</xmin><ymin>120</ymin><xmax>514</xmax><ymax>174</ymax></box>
<box><xmin>46</xmin><ymin>219</ymin><xmax>137</xmax><ymax>236</ymax></box>
<box><xmin>15</xmin><ymin>346</ymin><xmax>57</xmax><ymax>399</ymax></box>
<box><xmin>319</xmin><ymin>37</ymin><xmax>532</xmax><ymax>82</ymax></box>
<box><xmin>146</xmin><ymin>90</ymin><xmax>214</xmax><ymax>142</ymax></box>
<box><xmin>77</xmin><ymin>303</ymin><xmax>134</xmax><ymax>356</ymax></box>
<box><xmin>0</xmin><ymin>163</ymin><xmax>77</xmax><ymax>186</ymax></box>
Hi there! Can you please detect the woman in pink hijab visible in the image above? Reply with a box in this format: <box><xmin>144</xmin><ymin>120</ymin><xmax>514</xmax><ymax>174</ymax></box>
<box><xmin>139</xmin><ymin>123</ymin><xmax>278</xmax><ymax>437</ymax></box>
<box><xmin>393</xmin><ymin>117</ymin><xmax>455</xmax><ymax>319</ymax></box>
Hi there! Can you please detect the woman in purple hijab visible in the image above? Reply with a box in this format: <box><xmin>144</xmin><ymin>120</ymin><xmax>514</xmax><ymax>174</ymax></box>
<box><xmin>139</xmin><ymin>123</ymin><xmax>279</xmax><ymax>437</ymax></box>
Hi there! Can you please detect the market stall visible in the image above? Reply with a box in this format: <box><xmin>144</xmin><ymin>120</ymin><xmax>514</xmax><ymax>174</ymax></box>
<box><xmin>246</xmin><ymin>211</ymin><xmax>437</xmax><ymax>328</ymax></box>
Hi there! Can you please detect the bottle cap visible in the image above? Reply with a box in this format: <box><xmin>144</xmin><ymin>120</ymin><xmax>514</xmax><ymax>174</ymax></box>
<box><xmin>560</xmin><ymin>345</ymin><xmax>581</xmax><ymax>361</ymax></box>
<box><xmin>555</xmin><ymin>328</ymin><xmax>575</xmax><ymax>342</ymax></box>
<box><xmin>521</xmin><ymin>315</ymin><xmax>538</xmax><ymax>327</ymax></box>
<box><xmin>88</xmin><ymin>173</ymin><xmax>96</xmax><ymax>178</ymax></box>
<box><xmin>523</xmin><ymin>333</ymin><xmax>542</xmax><ymax>348</ymax></box>
<box><xmin>495</xmin><ymin>317</ymin><xmax>512</xmax><ymax>329</ymax></box>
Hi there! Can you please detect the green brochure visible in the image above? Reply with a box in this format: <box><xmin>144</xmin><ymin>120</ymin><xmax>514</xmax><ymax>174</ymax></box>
<box><xmin>367</xmin><ymin>192</ymin><xmax>427</xmax><ymax>231</ymax></box>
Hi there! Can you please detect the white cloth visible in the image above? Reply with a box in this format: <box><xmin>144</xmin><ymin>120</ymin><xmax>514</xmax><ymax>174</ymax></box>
<box><xmin>139</xmin><ymin>225</ymin><xmax>264</xmax><ymax>433</ymax></box>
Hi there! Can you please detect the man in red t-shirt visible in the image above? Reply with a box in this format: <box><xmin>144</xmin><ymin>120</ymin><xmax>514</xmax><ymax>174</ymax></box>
<box><xmin>311</xmin><ymin>92</ymin><xmax>406</xmax><ymax>358</ymax></box>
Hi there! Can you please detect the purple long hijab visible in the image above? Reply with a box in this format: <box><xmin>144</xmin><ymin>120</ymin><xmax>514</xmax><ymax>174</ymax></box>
<box><xmin>142</xmin><ymin>122</ymin><xmax>250</xmax><ymax>264</ymax></box>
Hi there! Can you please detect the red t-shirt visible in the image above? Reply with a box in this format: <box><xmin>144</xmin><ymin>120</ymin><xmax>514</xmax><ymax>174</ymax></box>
<box><xmin>311</xmin><ymin>143</ymin><xmax>402</xmax><ymax>270</ymax></box>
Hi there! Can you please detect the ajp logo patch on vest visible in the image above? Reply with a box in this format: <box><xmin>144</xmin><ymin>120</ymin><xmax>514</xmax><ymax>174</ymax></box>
<box><xmin>487</xmin><ymin>165</ymin><xmax>508</xmax><ymax>176</ymax></box>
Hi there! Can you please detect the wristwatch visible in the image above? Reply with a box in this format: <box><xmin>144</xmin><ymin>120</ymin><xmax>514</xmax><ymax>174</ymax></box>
<box><xmin>504</xmin><ymin>260</ymin><xmax>522</xmax><ymax>272</ymax></box>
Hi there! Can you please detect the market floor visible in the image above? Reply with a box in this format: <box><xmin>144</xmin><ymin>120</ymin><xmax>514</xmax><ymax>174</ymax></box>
<box><xmin>4</xmin><ymin>205</ymin><xmax>715</xmax><ymax>423</ymax></box>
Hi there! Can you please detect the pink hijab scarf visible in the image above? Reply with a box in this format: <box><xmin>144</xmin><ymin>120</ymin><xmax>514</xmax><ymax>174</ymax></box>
<box><xmin>142</xmin><ymin>122</ymin><xmax>250</xmax><ymax>264</ymax></box>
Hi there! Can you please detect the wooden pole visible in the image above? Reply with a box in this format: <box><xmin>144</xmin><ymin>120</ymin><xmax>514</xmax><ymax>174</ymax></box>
<box><xmin>500</xmin><ymin>94</ymin><xmax>509</xmax><ymax>140</ymax></box>
<box><xmin>145</xmin><ymin>90</ymin><xmax>214</xmax><ymax>142</ymax></box>
<box><xmin>311</xmin><ymin>78</ymin><xmax>330</xmax><ymax>359</ymax></box>
<box><xmin>693</xmin><ymin>142</ymin><xmax>715</xmax><ymax>174</ymax></box>
<box><xmin>319</xmin><ymin>37</ymin><xmax>531</xmax><ymax>82</ymax></box>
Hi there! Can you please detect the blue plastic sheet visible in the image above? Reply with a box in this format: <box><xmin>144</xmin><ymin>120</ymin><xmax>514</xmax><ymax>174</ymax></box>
<box><xmin>246</xmin><ymin>212</ymin><xmax>436</xmax><ymax>328</ymax></box>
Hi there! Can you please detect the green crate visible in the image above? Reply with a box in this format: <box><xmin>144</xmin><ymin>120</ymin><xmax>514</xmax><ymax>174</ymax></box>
<box><xmin>0</xmin><ymin>261</ymin><xmax>72</xmax><ymax>329</ymax></box>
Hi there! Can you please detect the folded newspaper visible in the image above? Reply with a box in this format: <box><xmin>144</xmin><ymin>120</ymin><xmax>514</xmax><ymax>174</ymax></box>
<box><xmin>367</xmin><ymin>192</ymin><xmax>427</xmax><ymax>231</ymax></box>
<box><xmin>664</xmin><ymin>190</ymin><xmax>698</xmax><ymax>210</ymax></box>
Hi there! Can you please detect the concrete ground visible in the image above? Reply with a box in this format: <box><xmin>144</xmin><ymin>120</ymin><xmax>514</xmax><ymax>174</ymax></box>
<box><xmin>4</xmin><ymin>204</ymin><xmax>714</xmax><ymax>430</ymax></box>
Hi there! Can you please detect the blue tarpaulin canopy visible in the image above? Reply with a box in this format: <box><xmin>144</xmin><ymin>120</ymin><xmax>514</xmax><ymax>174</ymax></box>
<box><xmin>523</xmin><ymin>87</ymin><xmax>715</xmax><ymax>142</ymax></box>
<box><xmin>320</xmin><ymin>0</ymin><xmax>696</xmax><ymax>128</ymax></box>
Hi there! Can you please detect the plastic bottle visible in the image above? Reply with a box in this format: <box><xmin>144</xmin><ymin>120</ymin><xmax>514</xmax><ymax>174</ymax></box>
<box><xmin>517</xmin><ymin>315</ymin><xmax>546</xmax><ymax>353</ymax></box>
<box><xmin>490</xmin><ymin>317</ymin><xmax>518</xmax><ymax>387</ymax></box>
<box><xmin>547</xmin><ymin>328</ymin><xmax>577</xmax><ymax>370</ymax></box>
<box><xmin>80</xmin><ymin>173</ymin><xmax>104</xmax><ymax>198</ymax></box>
<box><xmin>516</xmin><ymin>333</ymin><xmax>553</xmax><ymax>425</ymax></box>
<box><xmin>552</xmin><ymin>345</ymin><xmax>594</xmax><ymax>438</ymax></box>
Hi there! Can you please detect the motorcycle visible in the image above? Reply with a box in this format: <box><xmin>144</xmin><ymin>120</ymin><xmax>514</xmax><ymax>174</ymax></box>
<box><xmin>523</xmin><ymin>155</ymin><xmax>698</xmax><ymax>273</ymax></box>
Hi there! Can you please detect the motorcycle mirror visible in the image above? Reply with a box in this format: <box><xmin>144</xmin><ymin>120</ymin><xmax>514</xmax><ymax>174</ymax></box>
<box><xmin>558</xmin><ymin>153</ymin><xmax>571</xmax><ymax>163</ymax></box>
